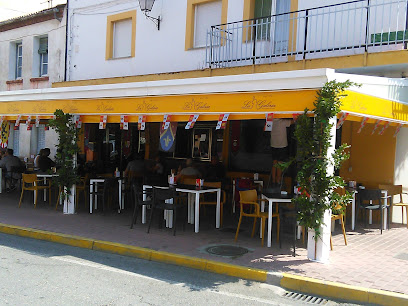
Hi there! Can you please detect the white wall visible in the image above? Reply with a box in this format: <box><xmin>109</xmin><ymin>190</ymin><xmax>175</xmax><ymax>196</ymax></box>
<box><xmin>0</xmin><ymin>7</ymin><xmax>67</xmax><ymax>90</ymax></box>
<box><xmin>394</xmin><ymin>127</ymin><xmax>408</xmax><ymax>225</ymax></box>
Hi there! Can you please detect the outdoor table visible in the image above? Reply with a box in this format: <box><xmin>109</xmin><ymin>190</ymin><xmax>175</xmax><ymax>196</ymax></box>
<box><xmin>261</xmin><ymin>192</ymin><xmax>294</xmax><ymax>248</ymax></box>
<box><xmin>142</xmin><ymin>183</ymin><xmax>221</xmax><ymax>233</ymax></box>
<box><xmin>36</xmin><ymin>173</ymin><xmax>58</xmax><ymax>201</ymax></box>
<box><xmin>89</xmin><ymin>178</ymin><xmax>124</xmax><ymax>213</ymax></box>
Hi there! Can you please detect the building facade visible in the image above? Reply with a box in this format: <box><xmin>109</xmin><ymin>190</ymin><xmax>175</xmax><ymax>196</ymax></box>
<box><xmin>0</xmin><ymin>4</ymin><xmax>67</xmax><ymax>158</ymax></box>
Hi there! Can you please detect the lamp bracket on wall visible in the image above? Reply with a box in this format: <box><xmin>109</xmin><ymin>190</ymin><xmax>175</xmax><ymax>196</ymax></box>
<box><xmin>144</xmin><ymin>12</ymin><xmax>161</xmax><ymax>30</ymax></box>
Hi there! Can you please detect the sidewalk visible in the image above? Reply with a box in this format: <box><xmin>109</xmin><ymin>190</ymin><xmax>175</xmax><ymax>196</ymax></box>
<box><xmin>1</xmin><ymin>191</ymin><xmax>408</xmax><ymax>299</ymax></box>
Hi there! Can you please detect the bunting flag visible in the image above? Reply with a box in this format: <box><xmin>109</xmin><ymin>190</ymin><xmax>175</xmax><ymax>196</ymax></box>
<box><xmin>99</xmin><ymin>115</ymin><xmax>107</xmax><ymax>129</ymax></box>
<box><xmin>27</xmin><ymin>124</ymin><xmax>32</xmax><ymax>131</ymax></box>
<box><xmin>378</xmin><ymin>121</ymin><xmax>390</xmax><ymax>135</ymax></box>
<box><xmin>35</xmin><ymin>116</ymin><xmax>40</xmax><ymax>127</ymax></box>
<box><xmin>371</xmin><ymin>120</ymin><xmax>382</xmax><ymax>135</ymax></box>
<box><xmin>120</xmin><ymin>115</ymin><xmax>128</xmax><ymax>130</ymax></box>
<box><xmin>216</xmin><ymin>113</ymin><xmax>229</xmax><ymax>130</ymax></box>
<box><xmin>138</xmin><ymin>115</ymin><xmax>146</xmax><ymax>131</ymax></box>
<box><xmin>26</xmin><ymin>116</ymin><xmax>32</xmax><ymax>130</ymax></box>
<box><xmin>15</xmin><ymin>115</ymin><xmax>21</xmax><ymax>127</ymax></box>
<box><xmin>161</xmin><ymin>115</ymin><xmax>171</xmax><ymax>130</ymax></box>
<box><xmin>185</xmin><ymin>114</ymin><xmax>199</xmax><ymax>129</ymax></box>
<box><xmin>394</xmin><ymin>124</ymin><xmax>402</xmax><ymax>137</ymax></box>
<box><xmin>264</xmin><ymin>113</ymin><xmax>274</xmax><ymax>131</ymax></box>
<box><xmin>74</xmin><ymin>115</ymin><xmax>82</xmax><ymax>129</ymax></box>
<box><xmin>336</xmin><ymin>112</ymin><xmax>349</xmax><ymax>129</ymax></box>
<box><xmin>292</xmin><ymin>113</ymin><xmax>301</xmax><ymax>122</ymax></box>
<box><xmin>357</xmin><ymin>117</ymin><xmax>369</xmax><ymax>134</ymax></box>
<box><xmin>0</xmin><ymin>122</ymin><xmax>10</xmax><ymax>148</ymax></box>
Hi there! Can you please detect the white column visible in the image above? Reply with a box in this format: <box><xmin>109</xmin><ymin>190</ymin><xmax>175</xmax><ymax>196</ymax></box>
<box><xmin>306</xmin><ymin>117</ymin><xmax>336</xmax><ymax>263</ymax></box>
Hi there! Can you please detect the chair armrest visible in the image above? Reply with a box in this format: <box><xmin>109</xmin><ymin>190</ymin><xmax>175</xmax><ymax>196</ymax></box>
<box><xmin>240</xmin><ymin>200</ymin><xmax>261</xmax><ymax>213</ymax></box>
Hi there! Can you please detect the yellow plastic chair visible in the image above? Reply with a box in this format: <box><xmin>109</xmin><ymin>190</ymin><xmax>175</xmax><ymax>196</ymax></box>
<box><xmin>235</xmin><ymin>189</ymin><xmax>280</xmax><ymax>246</ymax></box>
<box><xmin>379</xmin><ymin>184</ymin><xmax>408</xmax><ymax>228</ymax></box>
<box><xmin>19</xmin><ymin>173</ymin><xmax>51</xmax><ymax>208</ymax></box>
<box><xmin>330</xmin><ymin>188</ymin><xmax>347</xmax><ymax>250</ymax></box>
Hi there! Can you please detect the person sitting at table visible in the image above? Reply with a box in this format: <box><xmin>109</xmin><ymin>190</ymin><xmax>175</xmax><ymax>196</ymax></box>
<box><xmin>177</xmin><ymin>158</ymin><xmax>201</xmax><ymax>181</ymax></box>
<box><xmin>0</xmin><ymin>148</ymin><xmax>25</xmax><ymax>191</ymax></box>
<box><xmin>124</xmin><ymin>152</ymin><xmax>145</xmax><ymax>180</ymax></box>
<box><xmin>151</xmin><ymin>155</ymin><xmax>164</xmax><ymax>175</ymax></box>
<box><xmin>34</xmin><ymin>149</ymin><xmax>44</xmax><ymax>169</ymax></box>
<box><xmin>38</xmin><ymin>148</ymin><xmax>56</xmax><ymax>173</ymax></box>
<box><xmin>205</xmin><ymin>155</ymin><xmax>225</xmax><ymax>181</ymax></box>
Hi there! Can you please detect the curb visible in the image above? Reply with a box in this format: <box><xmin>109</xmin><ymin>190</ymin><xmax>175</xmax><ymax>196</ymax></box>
<box><xmin>0</xmin><ymin>223</ymin><xmax>407</xmax><ymax>306</ymax></box>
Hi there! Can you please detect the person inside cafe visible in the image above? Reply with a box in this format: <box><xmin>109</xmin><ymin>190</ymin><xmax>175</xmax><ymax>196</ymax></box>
<box><xmin>124</xmin><ymin>152</ymin><xmax>145</xmax><ymax>180</ymax></box>
<box><xmin>177</xmin><ymin>158</ymin><xmax>201</xmax><ymax>180</ymax></box>
<box><xmin>38</xmin><ymin>148</ymin><xmax>56</xmax><ymax>173</ymax></box>
<box><xmin>270</xmin><ymin>118</ymin><xmax>292</xmax><ymax>186</ymax></box>
<box><xmin>0</xmin><ymin>148</ymin><xmax>25</xmax><ymax>191</ymax></box>
<box><xmin>34</xmin><ymin>148</ymin><xmax>44</xmax><ymax>169</ymax></box>
<box><xmin>205</xmin><ymin>155</ymin><xmax>225</xmax><ymax>181</ymax></box>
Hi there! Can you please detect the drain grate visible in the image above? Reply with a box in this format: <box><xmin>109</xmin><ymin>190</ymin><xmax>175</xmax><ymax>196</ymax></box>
<box><xmin>205</xmin><ymin>245</ymin><xmax>249</xmax><ymax>257</ymax></box>
<box><xmin>283</xmin><ymin>291</ymin><xmax>328</xmax><ymax>305</ymax></box>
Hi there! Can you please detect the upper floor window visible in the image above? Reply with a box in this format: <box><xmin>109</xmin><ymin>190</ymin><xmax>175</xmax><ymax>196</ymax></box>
<box><xmin>254</xmin><ymin>0</ymin><xmax>272</xmax><ymax>40</ymax></box>
<box><xmin>106</xmin><ymin>10</ymin><xmax>136</xmax><ymax>60</ymax></box>
<box><xmin>38</xmin><ymin>37</ymin><xmax>48</xmax><ymax>76</ymax></box>
<box><xmin>194</xmin><ymin>0</ymin><xmax>222</xmax><ymax>48</ymax></box>
<box><xmin>15</xmin><ymin>43</ymin><xmax>22</xmax><ymax>79</ymax></box>
<box><xmin>113</xmin><ymin>19</ymin><xmax>132</xmax><ymax>58</ymax></box>
<box><xmin>185</xmin><ymin>0</ymin><xmax>228</xmax><ymax>50</ymax></box>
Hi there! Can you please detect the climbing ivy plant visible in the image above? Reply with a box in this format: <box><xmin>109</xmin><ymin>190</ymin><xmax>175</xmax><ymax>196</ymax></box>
<box><xmin>283</xmin><ymin>80</ymin><xmax>354</xmax><ymax>239</ymax></box>
<box><xmin>48</xmin><ymin>109</ymin><xmax>80</xmax><ymax>203</ymax></box>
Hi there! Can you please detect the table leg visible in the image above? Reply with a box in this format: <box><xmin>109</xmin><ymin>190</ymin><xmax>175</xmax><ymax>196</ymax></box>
<box><xmin>383</xmin><ymin>191</ymin><xmax>388</xmax><ymax>230</ymax></box>
<box><xmin>187</xmin><ymin>193</ymin><xmax>191</xmax><ymax>224</ymax></box>
<box><xmin>195</xmin><ymin>192</ymin><xmax>200</xmax><ymax>233</ymax></box>
<box><xmin>232</xmin><ymin>180</ymin><xmax>235</xmax><ymax>214</ymax></box>
<box><xmin>95</xmin><ymin>183</ymin><xmax>98</xmax><ymax>210</ymax></box>
<box><xmin>189</xmin><ymin>194</ymin><xmax>194</xmax><ymax>224</ymax></box>
<box><xmin>89</xmin><ymin>183</ymin><xmax>93</xmax><ymax>214</ymax></box>
<box><xmin>267</xmin><ymin>200</ymin><xmax>273</xmax><ymax>248</ymax></box>
<box><xmin>142</xmin><ymin>185</ymin><xmax>147</xmax><ymax>224</ymax></box>
<box><xmin>118</xmin><ymin>180</ymin><xmax>122</xmax><ymax>212</ymax></box>
<box><xmin>369</xmin><ymin>210</ymin><xmax>373</xmax><ymax>224</ymax></box>
<box><xmin>352</xmin><ymin>192</ymin><xmax>356</xmax><ymax>230</ymax></box>
<box><xmin>43</xmin><ymin>178</ymin><xmax>47</xmax><ymax>201</ymax></box>
<box><xmin>216</xmin><ymin>189</ymin><xmax>220</xmax><ymax>228</ymax></box>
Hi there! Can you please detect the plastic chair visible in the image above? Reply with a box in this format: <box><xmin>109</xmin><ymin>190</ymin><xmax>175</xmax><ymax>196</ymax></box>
<box><xmin>235</xmin><ymin>189</ymin><xmax>280</xmax><ymax>246</ymax></box>
<box><xmin>18</xmin><ymin>173</ymin><xmax>51</xmax><ymax>208</ymax></box>
<box><xmin>330</xmin><ymin>188</ymin><xmax>347</xmax><ymax>250</ymax></box>
<box><xmin>130</xmin><ymin>183</ymin><xmax>153</xmax><ymax>229</ymax></box>
<box><xmin>147</xmin><ymin>187</ymin><xmax>186</xmax><ymax>236</ymax></box>
<box><xmin>379</xmin><ymin>184</ymin><xmax>408</xmax><ymax>228</ymax></box>
<box><xmin>358</xmin><ymin>189</ymin><xmax>391</xmax><ymax>234</ymax></box>
<box><xmin>199</xmin><ymin>181</ymin><xmax>226</xmax><ymax>227</ymax></box>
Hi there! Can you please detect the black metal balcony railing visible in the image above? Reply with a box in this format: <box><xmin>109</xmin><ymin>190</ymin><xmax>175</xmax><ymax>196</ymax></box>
<box><xmin>206</xmin><ymin>0</ymin><xmax>408</xmax><ymax>68</ymax></box>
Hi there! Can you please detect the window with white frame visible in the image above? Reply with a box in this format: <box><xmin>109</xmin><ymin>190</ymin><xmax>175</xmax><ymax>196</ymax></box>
<box><xmin>38</xmin><ymin>37</ymin><xmax>48</xmax><ymax>76</ymax></box>
<box><xmin>15</xmin><ymin>43</ymin><xmax>22</xmax><ymax>79</ymax></box>
<box><xmin>113</xmin><ymin>19</ymin><xmax>132</xmax><ymax>58</ymax></box>
<box><xmin>194</xmin><ymin>0</ymin><xmax>222</xmax><ymax>48</ymax></box>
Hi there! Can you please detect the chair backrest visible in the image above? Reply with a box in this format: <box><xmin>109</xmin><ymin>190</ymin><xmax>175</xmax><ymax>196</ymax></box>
<box><xmin>153</xmin><ymin>187</ymin><xmax>177</xmax><ymax>204</ymax></box>
<box><xmin>178</xmin><ymin>175</ymin><xmax>197</xmax><ymax>185</ymax></box>
<box><xmin>239</xmin><ymin>189</ymin><xmax>258</xmax><ymax>203</ymax></box>
<box><xmin>378</xmin><ymin>184</ymin><xmax>402</xmax><ymax>196</ymax></box>
<box><xmin>332</xmin><ymin>187</ymin><xmax>346</xmax><ymax>211</ymax></box>
<box><xmin>203</xmin><ymin>181</ymin><xmax>221</xmax><ymax>188</ymax></box>
<box><xmin>358</xmin><ymin>189</ymin><xmax>382</xmax><ymax>206</ymax></box>
<box><xmin>22</xmin><ymin>173</ymin><xmax>37</xmax><ymax>184</ymax></box>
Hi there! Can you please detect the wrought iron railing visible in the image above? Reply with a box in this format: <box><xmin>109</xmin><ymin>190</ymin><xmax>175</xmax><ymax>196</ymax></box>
<box><xmin>206</xmin><ymin>0</ymin><xmax>408</xmax><ymax>68</ymax></box>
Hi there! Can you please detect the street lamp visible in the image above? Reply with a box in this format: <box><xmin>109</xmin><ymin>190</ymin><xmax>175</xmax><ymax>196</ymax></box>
<box><xmin>138</xmin><ymin>0</ymin><xmax>161</xmax><ymax>30</ymax></box>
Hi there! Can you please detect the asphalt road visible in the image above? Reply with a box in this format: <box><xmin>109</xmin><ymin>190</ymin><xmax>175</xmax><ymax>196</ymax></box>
<box><xmin>0</xmin><ymin>233</ymin><xmax>354</xmax><ymax>306</ymax></box>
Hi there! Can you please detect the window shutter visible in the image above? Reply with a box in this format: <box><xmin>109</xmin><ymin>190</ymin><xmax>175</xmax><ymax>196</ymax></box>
<box><xmin>37</xmin><ymin>125</ymin><xmax>46</xmax><ymax>152</ymax></box>
<box><xmin>113</xmin><ymin>19</ymin><xmax>132</xmax><ymax>58</ymax></box>
<box><xmin>38</xmin><ymin>37</ymin><xmax>48</xmax><ymax>54</ymax></box>
<box><xmin>194</xmin><ymin>0</ymin><xmax>222</xmax><ymax>48</ymax></box>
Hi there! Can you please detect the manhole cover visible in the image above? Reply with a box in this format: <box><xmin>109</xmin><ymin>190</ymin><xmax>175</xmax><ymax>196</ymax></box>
<box><xmin>205</xmin><ymin>245</ymin><xmax>249</xmax><ymax>257</ymax></box>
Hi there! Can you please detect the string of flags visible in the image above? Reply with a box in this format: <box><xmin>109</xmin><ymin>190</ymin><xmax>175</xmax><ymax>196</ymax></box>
<box><xmin>336</xmin><ymin>112</ymin><xmax>348</xmax><ymax>129</ymax></box>
<box><xmin>99</xmin><ymin>115</ymin><xmax>107</xmax><ymax>130</ymax></box>
<box><xmin>162</xmin><ymin>115</ymin><xmax>171</xmax><ymax>130</ymax></box>
<box><xmin>357</xmin><ymin>117</ymin><xmax>369</xmax><ymax>134</ymax></box>
<box><xmin>138</xmin><ymin>115</ymin><xmax>146</xmax><ymax>131</ymax></box>
<box><xmin>120</xmin><ymin>115</ymin><xmax>128</xmax><ymax>130</ymax></box>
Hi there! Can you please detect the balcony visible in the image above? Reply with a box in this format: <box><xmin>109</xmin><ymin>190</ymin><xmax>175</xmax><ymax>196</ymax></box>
<box><xmin>206</xmin><ymin>0</ymin><xmax>408</xmax><ymax>68</ymax></box>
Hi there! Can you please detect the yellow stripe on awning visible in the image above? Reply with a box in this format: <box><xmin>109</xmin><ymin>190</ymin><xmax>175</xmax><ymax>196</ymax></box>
<box><xmin>0</xmin><ymin>89</ymin><xmax>317</xmax><ymax>122</ymax></box>
<box><xmin>342</xmin><ymin>90</ymin><xmax>408</xmax><ymax>124</ymax></box>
